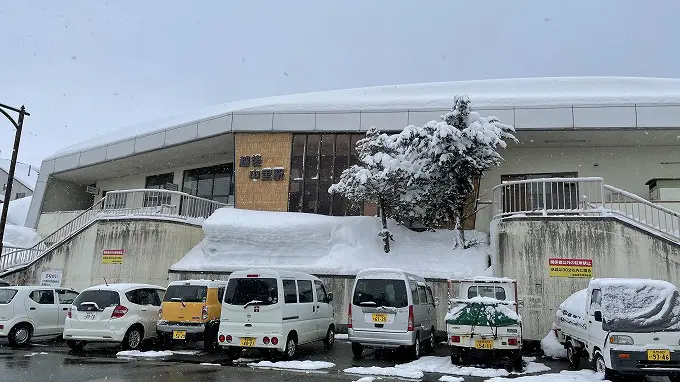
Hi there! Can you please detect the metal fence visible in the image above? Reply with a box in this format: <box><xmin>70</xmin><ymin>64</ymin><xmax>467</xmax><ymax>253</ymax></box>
<box><xmin>492</xmin><ymin>177</ymin><xmax>680</xmax><ymax>242</ymax></box>
<box><xmin>0</xmin><ymin>189</ymin><xmax>230</xmax><ymax>274</ymax></box>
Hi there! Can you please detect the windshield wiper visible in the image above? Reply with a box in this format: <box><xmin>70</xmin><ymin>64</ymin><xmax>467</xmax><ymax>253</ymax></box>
<box><xmin>171</xmin><ymin>297</ymin><xmax>186</xmax><ymax>307</ymax></box>
<box><xmin>243</xmin><ymin>300</ymin><xmax>263</xmax><ymax>309</ymax></box>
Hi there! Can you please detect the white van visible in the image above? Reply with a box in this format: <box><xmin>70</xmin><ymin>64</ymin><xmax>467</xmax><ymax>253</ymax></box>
<box><xmin>217</xmin><ymin>270</ymin><xmax>335</xmax><ymax>360</ymax></box>
<box><xmin>348</xmin><ymin>268</ymin><xmax>438</xmax><ymax>359</ymax></box>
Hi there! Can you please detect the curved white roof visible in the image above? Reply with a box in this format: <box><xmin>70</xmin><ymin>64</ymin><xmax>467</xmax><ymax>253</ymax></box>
<box><xmin>48</xmin><ymin>77</ymin><xmax>680</xmax><ymax>161</ymax></box>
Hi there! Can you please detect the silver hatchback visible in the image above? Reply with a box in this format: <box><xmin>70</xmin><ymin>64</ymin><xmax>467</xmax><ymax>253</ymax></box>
<box><xmin>348</xmin><ymin>268</ymin><xmax>437</xmax><ymax>359</ymax></box>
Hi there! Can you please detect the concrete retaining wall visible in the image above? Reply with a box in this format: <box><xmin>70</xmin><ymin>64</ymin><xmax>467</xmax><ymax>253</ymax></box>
<box><xmin>493</xmin><ymin>216</ymin><xmax>680</xmax><ymax>341</ymax></box>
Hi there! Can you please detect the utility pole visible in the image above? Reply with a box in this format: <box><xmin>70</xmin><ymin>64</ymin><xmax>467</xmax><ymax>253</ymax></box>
<box><xmin>0</xmin><ymin>103</ymin><xmax>29</xmax><ymax>255</ymax></box>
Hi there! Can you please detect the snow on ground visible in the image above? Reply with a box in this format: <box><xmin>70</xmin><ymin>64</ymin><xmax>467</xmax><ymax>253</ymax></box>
<box><xmin>335</xmin><ymin>334</ymin><xmax>349</xmax><ymax>340</ymax></box>
<box><xmin>439</xmin><ymin>377</ymin><xmax>464</xmax><ymax>382</ymax></box>
<box><xmin>171</xmin><ymin>208</ymin><xmax>491</xmax><ymax>279</ymax></box>
<box><xmin>6</xmin><ymin>196</ymin><xmax>32</xmax><ymax>226</ymax></box>
<box><xmin>199</xmin><ymin>363</ymin><xmax>221</xmax><ymax>366</ymax></box>
<box><xmin>487</xmin><ymin>370</ymin><xmax>604</xmax><ymax>382</ymax></box>
<box><xmin>344</xmin><ymin>356</ymin><xmax>550</xmax><ymax>380</ymax></box>
<box><xmin>116</xmin><ymin>350</ymin><xmax>173</xmax><ymax>359</ymax></box>
<box><xmin>248</xmin><ymin>360</ymin><xmax>335</xmax><ymax>371</ymax></box>
<box><xmin>24</xmin><ymin>352</ymin><xmax>48</xmax><ymax>357</ymax></box>
<box><xmin>541</xmin><ymin>329</ymin><xmax>567</xmax><ymax>359</ymax></box>
<box><xmin>354</xmin><ymin>378</ymin><xmax>382</xmax><ymax>382</ymax></box>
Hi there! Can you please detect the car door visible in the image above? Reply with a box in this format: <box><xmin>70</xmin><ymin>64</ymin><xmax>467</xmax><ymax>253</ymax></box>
<box><xmin>56</xmin><ymin>289</ymin><xmax>79</xmax><ymax>329</ymax></box>
<box><xmin>425</xmin><ymin>286</ymin><xmax>437</xmax><ymax>332</ymax></box>
<box><xmin>137</xmin><ymin>289</ymin><xmax>161</xmax><ymax>336</ymax></box>
<box><xmin>416</xmin><ymin>283</ymin><xmax>429</xmax><ymax>334</ymax></box>
<box><xmin>314</xmin><ymin>280</ymin><xmax>332</xmax><ymax>339</ymax></box>
<box><xmin>587</xmin><ymin>288</ymin><xmax>605</xmax><ymax>347</ymax></box>
<box><xmin>25</xmin><ymin>289</ymin><xmax>59</xmax><ymax>335</ymax></box>
<box><xmin>296</xmin><ymin>279</ymin><xmax>315</xmax><ymax>344</ymax></box>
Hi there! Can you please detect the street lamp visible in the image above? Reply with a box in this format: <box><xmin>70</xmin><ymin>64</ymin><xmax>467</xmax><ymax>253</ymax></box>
<box><xmin>0</xmin><ymin>103</ymin><xmax>29</xmax><ymax>255</ymax></box>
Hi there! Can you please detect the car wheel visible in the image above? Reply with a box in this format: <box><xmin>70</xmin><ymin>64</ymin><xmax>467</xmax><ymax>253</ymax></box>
<box><xmin>66</xmin><ymin>340</ymin><xmax>86</xmax><ymax>351</ymax></box>
<box><xmin>513</xmin><ymin>350</ymin><xmax>524</xmax><ymax>372</ymax></box>
<box><xmin>283</xmin><ymin>334</ymin><xmax>297</xmax><ymax>360</ymax></box>
<box><xmin>8</xmin><ymin>324</ymin><xmax>32</xmax><ymax>347</ymax></box>
<box><xmin>122</xmin><ymin>327</ymin><xmax>143</xmax><ymax>350</ymax></box>
<box><xmin>227</xmin><ymin>347</ymin><xmax>242</xmax><ymax>360</ymax></box>
<box><xmin>593</xmin><ymin>351</ymin><xmax>617</xmax><ymax>380</ymax></box>
<box><xmin>427</xmin><ymin>328</ymin><xmax>436</xmax><ymax>353</ymax></box>
<box><xmin>566</xmin><ymin>343</ymin><xmax>581</xmax><ymax>369</ymax></box>
<box><xmin>323</xmin><ymin>326</ymin><xmax>334</xmax><ymax>351</ymax></box>
<box><xmin>450</xmin><ymin>347</ymin><xmax>461</xmax><ymax>365</ymax></box>
<box><xmin>351</xmin><ymin>342</ymin><xmax>364</xmax><ymax>358</ymax></box>
<box><xmin>410</xmin><ymin>335</ymin><xmax>421</xmax><ymax>360</ymax></box>
<box><xmin>203</xmin><ymin>324</ymin><xmax>219</xmax><ymax>352</ymax></box>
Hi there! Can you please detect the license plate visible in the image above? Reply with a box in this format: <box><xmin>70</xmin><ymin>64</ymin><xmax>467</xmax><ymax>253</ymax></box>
<box><xmin>475</xmin><ymin>339</ymin><xmax>494</xmax><ymax>349</ymax></box>
<box><xmin>647</xmin><ymin>349</ymin><xmax>671</xmax><ymax>361</ymax></box>
<box><xmin>172</xmin><ymin>331</ymin><xmax>186</xmax><ymax>340</ymax></box>
<box><xmin>371</xmin><ymin>313</ymin><xmax>388</xmax><ymax>323</ymax></box>
<box><xmin>83</xmin><ymin>313</ymin><xmax>96</xmax><ymax>320</ymax></box>
<box><xmin>240</xmin><ymin>337</ymin><xmax>256</xmax><ymax>347</ymax></box>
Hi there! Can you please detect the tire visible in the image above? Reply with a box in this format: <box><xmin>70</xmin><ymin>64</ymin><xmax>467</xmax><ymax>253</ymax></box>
<box><xmin>282</xmin><ymin>334</ymin><xmax>297</xmax><ymax>360</ymax></box>
<box><xmin>323</xmin><ymin>326</ymin><xmax>335</xmax><ymax>351</ymax></box>
<box><xmin>227</xmin><ymin>347</ymin><xmax>243</xmax><ymax>360</ymax></box>
<box><xmin>155</xmin><ymin>333</ymin><xmax>172</xmax><ymax>350</ymax></box>
<box><xmin>426</xmin><ymin>328</ymin><xmax>436</xmax><ymax>353</ymax></box>
<box><xmin>66</xmin><ymin>340</ymin><xmax>86</xmax><ymax>351</ymax></box>
<box><xmin>513</xmin><ymin>350</ymin><xmax>524</xmax><ymax>372</ymax></box>
<box><xmin>257</xmin><ymin>348</ymin><xmax>272</xmax><ymax>359</ymax></box>
<box><xmin>203</xmin><ymin>324</ymin><xmax>219</xmax><ymax>352</ymax></box>
<box><xmin>593</xmin><ymin>351</ymin><xmax>617</xmax><ymax>380</ymax></box>
<box><xmin>566</xmin><ymin>343</ymin><xmax>581</xmax><ymax>369</ymax></box>
<box><xmin>451</xmin><ymin>347</ymin><xmax>461</xmax><ymax>365</ymax></box>
<box><xmin>351</xmin><ymin>342</ymin><xmax>364</xmax><ymax>358</ymax></box>
<box><xmin>409</xmin><ymin>335</ymin><xmax>421</xmax><ymax>360</ymax></box>
<box><xmin>7</xmin><ymin>324</ymin><xmax>32</xmax><ymax>347</ymax></box>
<box><xmin>122</xmin><ymin>326</ymin><xmax>144</xmax><ymax>350</ymax></box>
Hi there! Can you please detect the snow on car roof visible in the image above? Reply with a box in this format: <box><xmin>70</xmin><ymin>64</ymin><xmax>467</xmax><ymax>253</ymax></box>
<box><xmin>86</xmin><ymin>283</ymin><xmax>166</xmax><ymax>292</ymax></box>
<box><xmin>589</xmin><ymin>278</ymin><xmax>677</xmax><ymax>293</ymax></box>
<box><xmin>168</xmin><ymin>279</ymin><xmax>227</xmax><ymax>287</ymax></box>
<box><xmin>229</xmin><ymin>269</ymin><xmax>320</xmax><ymax>280</ymax></box>
<box><xmin>356</xmin><ymin>268</ymin><xmax>425</xmax><ymax>281</ymax></box>
<box><xmin>451</xmin><ymin>276</ymin><xmax>516</xmax><ymax>283</ymax></box>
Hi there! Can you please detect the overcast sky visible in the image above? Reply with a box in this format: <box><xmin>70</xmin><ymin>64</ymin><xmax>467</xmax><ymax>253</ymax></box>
<box><xmin>1</xmin><ymin>0</ymin><xmax>679</xmax><ymax>166</ymax></box>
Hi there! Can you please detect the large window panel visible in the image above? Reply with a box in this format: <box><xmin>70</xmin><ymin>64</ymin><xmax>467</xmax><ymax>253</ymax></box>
<box><xmin>317</xmin><ymin>181</ymin><xmax>333</xmax><ymax>215</ymax></box>
<box><xmin>304</xmin><ymin>135</ymin><xmax>321</xmax><ymax>180</ymax></box>
<box><xmin>291</xmin><ymin>134</ymin><xmax>306</xmax><ymax>181</ymax></box>
<box><xmin>334</xmin><ymin>134</ymin><xmax>350</xmax><ymax>180</ymax></box>
<box><xmin>288</xmin><ymin>180</ymin><xmax>302</xmax><ymax>212</ymax></box>
<box><xmin>303</xmin><ymin>180</ymin><xmax>318</xmax><ymax>213</ymax></box>
<box><xmin>319</xmin><ymin>135</ymin><xmax>335</xmax><ymax>181</ymax></box>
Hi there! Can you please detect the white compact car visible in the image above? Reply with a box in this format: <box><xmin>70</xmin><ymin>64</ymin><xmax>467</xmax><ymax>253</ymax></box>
<box><xmin>0</xmin><ymin>286</ymin><xmax>79</xmax><ymax>346</ymax></box>
<box><xmin>63</xmin><ymin>283</ymin><xmax>166</xmax><ymax>350</ymax></box>
<box><xmin>218</xmin><ymin>270</ymin><xmax>335</xmax><ymax>360</ymax></box>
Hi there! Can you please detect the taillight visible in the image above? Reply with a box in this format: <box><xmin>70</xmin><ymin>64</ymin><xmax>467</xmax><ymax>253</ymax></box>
<box><xmin>407</xmin><ymin>305</ymin><xmax>414</xmax><ymax>331</ymax></box>
<box><xmin>451</xmin><ymin>335</ymin><xmax>461</xmax><ymax>343</ymax></box>
<box><xmin>508</xmin><ymin>338</ymin><xmax>518</xmax><ymax>346</ymax></box>
<box><xmin>226</xmin><ymin>335</ymin><xmax>232</xmax><ymax>343</ymax></box>
<box><xmin>0</xmin><ymin>325</ymin><xmax>4</xmax><ymax>330</ymax></box>
<box><xmin>271</xmin><ymin>337</ymin><xmax>278</xmax><ymax>345</ymax></box>
<box><xmin>158</xmin><ymin>307</ymin><xmax>163</xmax><ymax>320</ymax></box>
<box><xmin>201</xmin><ymin>306</ymin><xmax>208</xmax><ymax>320</ymax></box>
<box><xmin>263</xmin><ymin>336</ymin><xmax>270</xmax><ymax>344</ymax></box>
<box><xmin>67</xmin><ymin>307</ymin><xmax>72</xmax><ymax>319</ymax></box>
<box><xmin>111</xmin><ymin>305</ymin><xmax>128</xmax><ymax>319</ymax></box>
<box><xmin>219</xmin><ymin>335</ymin><xmax>225</xmax><ymax>343</ymax></box>
<box><xmin>348</xmin><ymin>304</ymin><xmax>352</xmax><ymax>328</ymax></box>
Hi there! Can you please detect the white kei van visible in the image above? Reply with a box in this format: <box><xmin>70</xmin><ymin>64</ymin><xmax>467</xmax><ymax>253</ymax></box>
<box><xmin>217</xmin><ymin>270</ymin><xmax>335</xmax><ymax>360</ymax></box>
<box><xmin>348</xmin><ymin>268</ymin><xmax>438</xmax><ymax>359</ymax></box>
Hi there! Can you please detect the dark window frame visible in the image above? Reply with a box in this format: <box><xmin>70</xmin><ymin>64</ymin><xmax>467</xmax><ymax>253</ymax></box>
<box><xmin>29</xmin><ymin>290</ymin><xmax>55</xmax><ymax>305</ymax></box>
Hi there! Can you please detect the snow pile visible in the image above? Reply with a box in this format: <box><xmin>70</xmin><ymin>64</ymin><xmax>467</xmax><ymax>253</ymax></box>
<box><xmin>2</xmin><ymin>224</ymin><xmax>41</xmax><ymax>249</ymax></box>
<box><xmin>487</xmin><ymin>370</ymin><xmax>604</xmax><ymax>382</ymax></box>
<box><xmin>116</xmin><ymin>350</ymin><xmax>173</xmax><ymax>359</ymax></box>
<box><xmin>248</xmin><ymin>360</ymin><xmax>335</xmax><ymax>371</ymax></box>
<box><xmin>344</xmin><ymin>356</ymin><xmax>549</xmax><ymax>379</ymax></box>
<box><xmin>24</xmin><ymin>352</ymin><xmax>48</xmax><ymax>357</ymax></box>
<box><xmin>355</xmin><ymin>378</ymin><xmax>382</xmax><ymax>382</ymax></box>
<box><xmin>7</xmin><ymin>196</ymin><xmax>32</xmax><ymax>226</ymax></box>
<box><xmin>439</xmin><ymin>377</ymin><xmax>464</xmax><ymax>382</ymax></box>
<box><xmin>335</xmin><ymin>334</ymin><xmax>349</xmax><ymax>340</ymax></box>
<box><xmin>541</xmin><ymin>328</ymin><xmax>567</xmax><ymax>359</ymax></box>
<box><xmin>172</xmin><ymin>208</ymin><xmax>491</xmax><ymax>279</ymax></box>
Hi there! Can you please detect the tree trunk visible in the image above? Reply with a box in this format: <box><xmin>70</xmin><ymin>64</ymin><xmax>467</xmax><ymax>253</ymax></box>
<box><xmin>457</xmin><ymin>206</ymin><xmax>467</xmax><ymax>249</ymax></box>
<box><xmin>379</xmin><ymin>198</ymin><xmax>390</xmax><ymax>253</ymax></box>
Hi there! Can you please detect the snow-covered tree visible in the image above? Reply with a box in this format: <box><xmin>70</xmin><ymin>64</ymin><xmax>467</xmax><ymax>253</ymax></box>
<box><xmin>393</xmin><ymin>96</ymin><xmax>516</xmax><ymax>248</ymax></box>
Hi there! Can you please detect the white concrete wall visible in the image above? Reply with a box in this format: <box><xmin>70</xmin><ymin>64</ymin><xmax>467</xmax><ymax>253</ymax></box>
<box><xmin>476</xmin><ymin>145</ymin><xmax>680</xmax><ymax>232</ymax></box>
<box><xmin>493</xmin><ymin>217</ymin><xmax>680</xmax><ymax>341</ymax></box>
<box><xmin>36</xmin><ymin>211</ymin><xmax>85</xmax><ymax>238</ymax></box>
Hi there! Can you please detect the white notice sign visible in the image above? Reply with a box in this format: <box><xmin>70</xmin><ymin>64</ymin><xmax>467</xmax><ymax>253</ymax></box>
<box><xmin>40</xmin><ymin>270</ymin><xmax>63</xmax><ymax>287</ymax></box>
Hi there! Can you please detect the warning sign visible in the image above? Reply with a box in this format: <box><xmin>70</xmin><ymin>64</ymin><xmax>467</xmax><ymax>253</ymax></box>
<box><xmin>102</xmin><ymin>249</ymin><xmax>124</xmax><ymax>265</ymax></box>
<box><xmin>549</xmin><ymin>258</ymin><xmax>592</xmax><ymax>278</ymax></box>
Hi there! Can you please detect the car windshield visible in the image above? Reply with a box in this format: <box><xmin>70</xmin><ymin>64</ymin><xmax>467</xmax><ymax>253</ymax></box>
<box><xmin>468</xmin><ymin>286</ymin><xmax>507</xmax><ymax>300</ymax></box>
<box><xmin>353</xmin><ymin>279</ymin><xmax>408</xmax><ymax>308</ymax></box>
<box><xmin>224</xmin><ymin>278</ymin><xmax>278</xmax><ymax>306</ymax></box>
<box><xmin>73</xmin><ymin>290</ymin><xmax>120</xmax><ymax>311</ymax></box>
<box><xmin>0</xmin><ymin>289</ymin><xmax>17</xmax><ymax>304</ymax></box>
<box><xmin>163</xmin><ymin>285</ymin><xmax>208</xmax><ymax>303</ymax></box>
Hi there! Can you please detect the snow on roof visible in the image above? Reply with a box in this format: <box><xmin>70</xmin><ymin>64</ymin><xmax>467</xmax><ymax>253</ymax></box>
<box><xmin>229</xmin><ymin>269</ymin><xmax>321</xmax><ymax>280</ymax></box>
<box><xmin>0</xmin><ymin>160</ymin><xmax>38</xmax><ymax>191</ymax></box>
<box><xmin>86</xmin><ymin>283</ymin><xmax>166</xmax><ymax>291</ymax></box>
<box><xmin>49</xmin><ymin>77</ymin><xmax>680</xmax><ymax>160</ymax></box>
<box><xmin>168</xmin><ymin>279</ymin><xmax>227</xmax><ymax>287</ymax></box>
<box><xmin>452</xmin><ymin>276</ymin><xmax>516</xmax><ymax>283</ymax></box>
<box><xmin>7</xmin><ymin>196</ymin><xmax>32</xmax><ymax>226</ymax></box>
<box><xmin>356</xmin><ymin>268</ymin><xmax>425</xmax><ymax>280</ymax></box>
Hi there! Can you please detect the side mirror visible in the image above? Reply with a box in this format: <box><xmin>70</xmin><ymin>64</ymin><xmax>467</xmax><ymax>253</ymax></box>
<box><xmin>327</xmin><ymin>292</ymin><xmax>333</xmax><ymax>302</ymax></box>
<box><xmin>594</xmin><ymin>311</ymin><xmax>602</xmax><ymax>322</ymax></box>
<box><xmin>434</xmin><ymin>297</ymin><xmax>440</xmax><ymax>307</ymax></box>
<box><xmin>517</xmin><ymin>299</ymin><xmax>525</xmax><ymax>309</ymax></box>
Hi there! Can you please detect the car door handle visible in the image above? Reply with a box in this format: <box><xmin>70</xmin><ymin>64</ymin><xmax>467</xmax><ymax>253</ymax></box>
<box><xmin>30</xmin><ymin>307</ymin><xmax>36</xmax><ymax>311</ymax></box>
<box><xmin>62</xmin><ymin>308</ymin><xmax>69</xmax><ymax>311</ymax></box>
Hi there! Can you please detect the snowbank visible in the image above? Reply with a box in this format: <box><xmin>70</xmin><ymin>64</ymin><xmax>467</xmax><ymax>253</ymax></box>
<box><xmin>116</xmin><ymin>350</ymin><xmax>173</xmax><ymax>359</ymax></box>
<box><xmin>541</xmin><ymin>329</ymin><xmax>567</xmax><ymax>359</ymax></box>
<box><xmin>2</xmin><ymin>224</ymin><xmax>41</xmax><ymax>249</ymax></box>
<box><xmin>6</xmin><ymin>196</ymin><xmax>32</xmax><ymax>226</ymax></box>
<box><xmin>171</xmin><ymin>208</ymin><xmax>491</xmax><ymax>279</ymax></box>
<box><xmin>248</xmin><ymin>360</ymin><xmax>335</xmax><ymax>370</ymax></box>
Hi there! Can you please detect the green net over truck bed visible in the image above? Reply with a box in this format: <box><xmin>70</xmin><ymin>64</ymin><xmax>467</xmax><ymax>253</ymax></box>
<box><xmin>445</xmin><ymin>299</ymin><xmax>521</xmax><ymax>327</ymax></box>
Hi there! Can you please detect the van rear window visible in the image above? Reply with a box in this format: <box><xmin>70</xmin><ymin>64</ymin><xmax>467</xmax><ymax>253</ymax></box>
<box><xmin>353</xmin><ymin>279</ymin><xmax>408</xmax><ymax>308</ymax></box>
<box><xmin>468</xmin><ymin>286</ymin><xmax>507</xmax><ymax>300</ymax></box>
<box><xmin>73</xmin><ymin>290</ymin><xmax>120</xmax><ymax>311</ymax></box>
<box><xmin>224</xmin><ymin>278</ymin><xmax>278</xmax><ymax>306</ymax></box>
<box><xmin>0</xmin><ymin>289</ymin><xmax>17</xmax><ymax>304</ymax></box>
<box><xmin>164</xmin><ymin>285</ymin><xmax>208</xmax><ymax>303</ymax></box>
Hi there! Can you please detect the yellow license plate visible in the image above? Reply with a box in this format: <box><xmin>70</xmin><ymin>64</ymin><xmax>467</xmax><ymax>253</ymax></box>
<box><xmin>172</xmin><ymin>331</ymin><xmax>186</xmax><ymax>340</ymax></box>
<box><xmin>647</xmin><ymin>349</ymin><xmax>671</xmax><ymax>361</ymax></box>
<box><xmin>475</xmin><ymin>339</ymin><xmax>494</xmax><ymax>349</ymax></box>
<box><xmin>240</xmin><ymin>337</ymin><xmax>256</xmax><ymax>347</ymax></box>
<box><xmin>371</xmin><ymin>313</ymin><xmax>388</xmax><ymax>323</ymax></box>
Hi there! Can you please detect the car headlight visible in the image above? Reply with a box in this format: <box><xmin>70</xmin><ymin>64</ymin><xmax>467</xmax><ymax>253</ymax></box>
<box><xmin>609</xmin><ymin>335</ymin><xmax>634</xmax><ymax>345</ymax></box>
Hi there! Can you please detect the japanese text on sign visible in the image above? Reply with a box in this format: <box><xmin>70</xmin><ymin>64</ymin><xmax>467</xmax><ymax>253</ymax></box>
<box><xmin>549</xmin><ymin>258</ymin><xmax>592</xmax><ymax>278</ymax></box>
<box><xmin>40</xmin><ymin>270</ymin><xmax>63</xmax><ymax>287</ymax></box>
<box><xmin>240</xmin><ymin>153</ymin><xmax>285</xmax><ymax>181</ymax></box>
<box><xmin>102</xmin><ymin>249</ymin><xmax>124</xmax><ymax>265</ymax></box>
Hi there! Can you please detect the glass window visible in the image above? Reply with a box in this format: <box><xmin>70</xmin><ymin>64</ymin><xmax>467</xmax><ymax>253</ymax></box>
<box><xmin>334</xmin><ymin>134</ymin><xmax>350</xmax><ymax>181</ymax></box>
<box><xmin>163</xmin><ymin>285</ymin><xmax>208</xmax><ymax>303</ymax></box>
<box><xmin>182</xmin><ymin>163</ymin><xmax>234</xmax><ymax>202</ymax></box>
<box><xmin>217</xmin><ymin>286</ymin><xmax>225</xmax><ymax>303</ymax></box>
<box><xmin>319</xmin><ymin>135</ymin><xmax>335</xmax><ymax>181</ymax></box>
<box><xmin>125</xmin><ymin>290</ymin><xmax>141</xmax><ymax>305</ymax></box>
<box><xmin>144</xmin><ymin>173</ymin><xmax>174</xmax><ymax>206</ymax></box>
<box><xmin>353</xmin><ymin>279</ymin><xmax>408</xmax><ymax>308</ymax></box>
<box><xmin>304</xmin><ymin>135</ymin><xmax>320</xmax><ymax>180</ymax></box>
<box><xmin>156</xmin><ymin>289</ymin><xmax>165</xmax><ymax>302</ymax></box>
<box><xmin>74</xmin><ymin>290</ymin><xmax>120</xmax><ymax>311</ymax></box>
<box><xmin>297</xmin><ymin>280</ymin><xmax>314</xmax><ymax>303</ymax></box>
<box><xmin>29</xmin><ymin>290</ymin><xmax>55</xmax><ymax>304</ymax></box>
<box><xmin>418</xmin><ymin>285</ymin><xmax>427</xmax><ymax>305</ymax></box>
<box><xmin>288</xmin><ymin>181</ymin><xmax>302</xmax><ymax>212</ymax></box>
<box><xmin>410</xmin><ymin>282</ymin><xmax>420</xmax><ymax>305</ymax></box>
<box><xmin>138</xmin><ymin>289</ymin><xmax>160</xmax><ymax>306</ymax></box>
<box><xmin>291</xmin><ymin>135</ymin><xmax>306</xmax><ymax>181</ymax></box>
<box><xmin>303</xmin><ymin>180</ymin><xmax>318</xmax><ymax>213</ymax></box>
<box><xmin>283</xmin><ymin>280</ymin><xmax>297</xmax><ymax>304</ymax></box>
<box><xmin>314</xmin><ymin>281</ymin><xmax>328</xmax><ymax>303</ymax></box>
<box><xmin>145</xmin><ymin>173</ymin><xmax>175</xmax><ymax>189</ymax></box>
<box><xmin>0</xmin><ymin>289</ymin><xmax>17</xmax><ymax>304</ymax></box>
<box><xmin>467</xmin><ymin>286</ymin><xmax>507</xmax><ymax>300</ymax></box>
<box><xmin>224</xmin><ymin>278</ymin><xmax>278</xmax><ymax>306</ymax></box>
<box><xmin>591</xmin><ymin>289</ymin><xmax>602</xmax><ymax>306</ymax></box>
<box><xmin>426</xmin><ymin>287</ymin><xmax>434</xmax><ymax>305</ymax></box>
<box><xmin>57</xmin><ymin>289</ymin><xmax>79</xmax><ymax>305</ymax></box>
<box><xmin>317</xmin><ymin>182</ymin><xmax>333</xmax><ymax>215</ymax></box>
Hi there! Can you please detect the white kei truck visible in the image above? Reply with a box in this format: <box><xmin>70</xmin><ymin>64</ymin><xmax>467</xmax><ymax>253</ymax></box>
<box><xmin>446</xmin><ymin>277</ymin><xmax>523</xmax><ymax>371</ymax></box>
<box><xmin>555</xmin><ymin>278</ymin><xmax>680</xmax><ymax>381</ymax></box>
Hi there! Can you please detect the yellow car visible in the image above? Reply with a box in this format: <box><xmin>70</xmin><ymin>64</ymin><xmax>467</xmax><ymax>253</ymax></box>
<box><xmin>157</xmin><ymin>279</ymin><xmax>226</xmax><ymax>351</ymax></box>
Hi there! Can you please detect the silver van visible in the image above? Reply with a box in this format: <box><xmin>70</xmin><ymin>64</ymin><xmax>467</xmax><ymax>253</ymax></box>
<box><xmin>348</xmin><ymin>268</ymin><xmax>437</xmax><ymax>359</ymax></box>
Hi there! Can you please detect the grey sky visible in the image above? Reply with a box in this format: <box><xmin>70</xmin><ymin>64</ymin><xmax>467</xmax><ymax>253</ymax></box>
<box><xmin>1</xmin><ymin>0</ymin><xmax>678</xmax><ymax>166</ymax></box>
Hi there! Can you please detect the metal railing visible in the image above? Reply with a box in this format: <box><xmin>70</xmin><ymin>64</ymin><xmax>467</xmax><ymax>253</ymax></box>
<box><xmin>0</xmin><ymin>189</ymin><xmax>230</xmax><ymax>273</ymax></box>
<box><xmin>492</xmin><ymin>177</ymin><xmax>680</xmax><ymax>242</ymax></box>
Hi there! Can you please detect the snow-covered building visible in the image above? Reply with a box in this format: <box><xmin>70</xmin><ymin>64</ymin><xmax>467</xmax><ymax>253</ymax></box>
<box><xmin>0</xmin><ymin>160</ymin><xmax>38</xmax><ymax>203</ymax></box>
<box><xmin>5</xmin><ymin>77</ymin><xmax>680</xmax><ymax>341</ymax></box>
